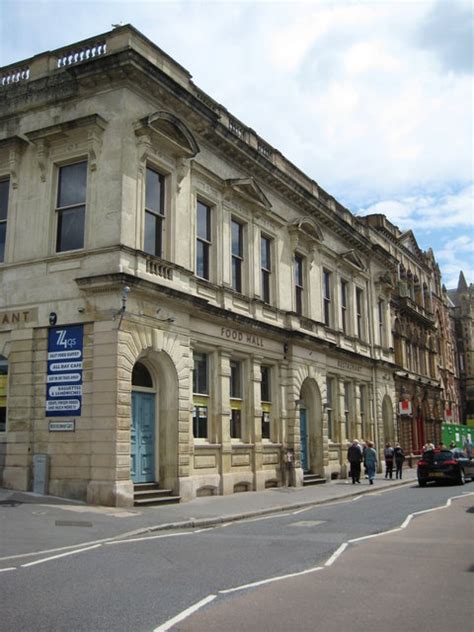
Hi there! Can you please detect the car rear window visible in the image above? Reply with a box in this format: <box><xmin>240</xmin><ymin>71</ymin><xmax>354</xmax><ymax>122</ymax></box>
<box><xmin>422</xmin><ymin>451</ymin><xmax>455</xmax><ymax>462</ymax></box>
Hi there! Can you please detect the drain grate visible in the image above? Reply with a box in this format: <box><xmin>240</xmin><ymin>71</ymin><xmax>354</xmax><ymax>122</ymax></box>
<box><xmin>55</xmin><ymin>520</ymin><xmax>93</xmax><ymax>527</ymax></box>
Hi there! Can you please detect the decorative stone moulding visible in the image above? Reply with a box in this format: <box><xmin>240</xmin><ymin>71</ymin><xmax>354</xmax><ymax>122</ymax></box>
<box><xmin>134</xmin><ymin>111</ymin><xmax>200</xmax><ymax>190</ymax></box>
<box><xmin>0</xmin><ymin>136</ymin><xmax>29</xmax><ymax>189</ymax></box>
<box><xmin>25</xmin><ymin>114</ymin><xmax>108</xmax><ymax>179</ymax></box>
<box><xmin>288</xmin><ymin>216</ymin><xmax>324</xmax><ymax>265</ymax></box>
<box><xmin>224</xmin><ymin>177</ymin><xmax>272</xmax><ymax>215</ymax></box>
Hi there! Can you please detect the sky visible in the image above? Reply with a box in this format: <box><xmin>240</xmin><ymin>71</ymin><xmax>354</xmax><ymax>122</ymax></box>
<box><xmin>1</xmin><ymin>0</ymin><xmax>472</xmax><ymax>289</ymax></box>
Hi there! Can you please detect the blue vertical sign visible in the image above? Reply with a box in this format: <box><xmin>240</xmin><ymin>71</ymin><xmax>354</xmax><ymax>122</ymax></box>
<box><xmin>46</xmin><ymin>325</ymin><xmax>83</xmax><ymax>417</ymax></box>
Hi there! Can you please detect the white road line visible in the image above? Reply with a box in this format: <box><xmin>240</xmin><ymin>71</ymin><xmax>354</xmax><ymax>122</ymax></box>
<box><xmin>0</xmin><ymin>567</ymin><xmax>16</xmax><ymax>572</ymax></box>
<box><xmin>106</xmin><ymin>531</ymin><xmax>193</xmax><ymax>545</ymax></box>
<box><xmin>292</xmin><ymin>506</ymin><xmax>315</xmax><ymax>515</ymax></box>
<box><xmin>219</xmin><ymin>565</ymin><xmax>324</xmax><ymax>594</ymax></box>
<box><xmin>400</xmin><ymin>514</ymin><xmax>413</xmax><ymax>529</ymax></box>
<box><xmin>20</xmin><ymin>544</ymin><xmax>101</xmax><ymax>568</ymax></box>
<box><xmin>325</xmin><ymin>543</ymin><xmax>348</xmax><ymax>566</ymax></box>
<box><xmin>152</xmin><ymin>491</ymin><xmax>474</xmax><ymax>630</ymax></box>
<box><xmin>153</xmin><ymin>595</ymin><xmax>217</xmax><ymax>632</ymax></box>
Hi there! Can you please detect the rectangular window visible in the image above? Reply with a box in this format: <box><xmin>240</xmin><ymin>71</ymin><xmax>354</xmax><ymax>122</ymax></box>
<box><xmin>196</xmin><ymin>201</ymin><xmax>211</xmax><ymax>280</ymax></box>
<box><xmin>344</xmin><ymin>382</ymin><xmax>351</xmax><ymax>440</ymax></box>
<box><xmin>193</xmin><ymin>352</ymin><xmax>209</xmax><ymax>439</ymax></box>
<box><xmin>193</xmin><ymin>352</ymin><xmax>208</xmax><ymax>395</ymax></box>
<box><xmin>323</xmin><ymin>270</ymin><xmax>332</xmax><ymax>326</ymax></box>
<box><xmin>56</xmin><ymin>161</ymin><xmax>87</xmax><ymax>252</ymax></box>
<box><xmin>356</xmin><ymin>288</ymin><xmax>364</xmax><ymax>339</ymax></box>
<box><xmin>144</xmin><ymin>167</ymin><xmax>165</xmax><ymax>257</ymax></box>
<box><xmin>230</xmin><ymin>360</ymin><xmax>242</xmax><ymax>439</ymax></box>
<box><xmin>294</xmin><ymin>255</ymin><xmax>304</xmax><ymax>315</ymax></box>
<box><xmin>359</xmin><ymin>384</ymin><xmax>367</xmax><ymax>439</ymax></box>
<box><xmin>0</xmin><ymin>355</ymin><xmax>7</xmax><ymax>432</ymax></box>
<box><xmin>261</xmin><ymin>365</ymin><xmax>271</xmax><ymax>440</ymax></box>
<box><xmin>341</xmin><ymin>279</ymin><xmax>348</xmax><ymax>333</ymax></box>
<box><xmin>0</xmin><ymin>178</ymin><xmax>10</xmax><ymax>262</ymax></box>
<box><xmin>261</xmin><ymin>235</ymin><xmax>272</xmax><ymax>304</ymax></box>
<box><xmin>231</xmin><ymin>219</ymin><xmax>243</xmax><ymax>292</ymax></box>
<box><xmin>326</xmin><ymin>376</ymin><xmax>334</xmax><ymax>440</ymax></box>
<box><xmin>378</xmin><ymin>299</ymin><xmax>385</xmax><ymax>346</ymax></box>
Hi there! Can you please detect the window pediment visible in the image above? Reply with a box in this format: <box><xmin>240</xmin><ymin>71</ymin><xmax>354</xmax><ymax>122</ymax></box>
<box><xmin>225</xmin><ymin>178</ymin><xmax>272</xmax><ymax>212</ymax></box>
<box><xmin>25</xmin><ymin>114</ymin><xmax>107</xmax><ymax>178</ymax></box>
<box><xmin>340</xmin><ymin>249</ymin><xmax>366</xmax><ymax>272</ymax></box>
<box><xmin>134</xmin><ymin>111</ymin><xmax>200</xmax><ymax>159</ymax></box>
<box><xmin>288</xmin><ymin>217</ymin><xmax>323</xmax><ymax>263</ymax></box>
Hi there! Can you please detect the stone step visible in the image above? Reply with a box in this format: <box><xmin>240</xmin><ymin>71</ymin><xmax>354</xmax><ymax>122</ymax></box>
<box><xmin>133</xmin><ymin>487</ymin><xmax>174</xmax><ymax>498</ymax></box>
<box><xmin>134</xmin><ymin>495</ymin><xmax>181</xmax><ymax>507</ymax></box>
<box><xmin>303</xmin><ymin>475</ymin><xmax>327</xmax><ymax>486</ymax></box>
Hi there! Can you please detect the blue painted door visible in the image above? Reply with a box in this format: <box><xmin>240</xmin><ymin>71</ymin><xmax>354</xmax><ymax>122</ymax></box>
<box><xmin>131</xmin><ymin>392</ymin><xmax>155</xmax><ymax>483</ymax></box>
<box><xmin>300</xmin><ymin>408</ymin><xmax>309</xmax><ymax>471</ymax></box>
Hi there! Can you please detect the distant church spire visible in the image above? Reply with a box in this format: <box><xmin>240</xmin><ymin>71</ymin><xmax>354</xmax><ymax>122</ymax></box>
<box><xmin>457</xmin><ymin>271</ymin><xmax>468</xmax><ymax>291</ymax></box>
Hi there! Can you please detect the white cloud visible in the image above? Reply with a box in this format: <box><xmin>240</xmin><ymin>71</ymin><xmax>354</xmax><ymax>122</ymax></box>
<box><xmin>1</xmin><ymin>0</ymin><xmax>472</xmax><ymax>284</ymax></box>
<box><xmin>359</xmin><ymin>185</ymin><xmax>474</xmax><ymax>230</ymax></box>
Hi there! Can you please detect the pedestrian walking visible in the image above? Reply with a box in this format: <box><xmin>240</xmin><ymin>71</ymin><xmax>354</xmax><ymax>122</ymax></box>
<box><xmin>361</xmin><ymin>439</ymin><xmax>368</xmax><ymax>478</ymax></box>
<box><xmin>364</xmin><ymin>440</ymin><xmax>377</xmax><ymax>485</ymax></box>
<box><xmin>423</xmin><ymin>441</ymin><xmax>435</xmax><ymax>452</ymax></box>
<box><xmin>384</xmin><ymin>442</ymin><xmax>394</xmax><ymax>479</ymax></box>
<box><xmin>347</xmin><ymin>439</ymin><xmax>363</xmax><ymax>484</ymax></box>
<box><xmin>463</xmin><ymin>437</ymin><xmax>472</xmax><ymax>459</ymax></box>
<box><xmin>393</xmin><ymin>443</ymin><xmax>405</xmax><ymax>479</ymax></box>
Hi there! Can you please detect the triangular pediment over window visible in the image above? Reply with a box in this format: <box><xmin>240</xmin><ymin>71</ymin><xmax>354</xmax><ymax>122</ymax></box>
<box><xmin>135</xmin><ymin>111</ymin><xmax>200</xmax><ymax>158</ymax></box>
<box><xmin>398</xmin><ymin>230</ymin><xmax>423</xmax><ymax>258</ymax></box>
<box><xmin>341</xmin><ymin>250</ymin><xmax>366</xmax><ymax>271</ymax></box>
<box><xmin>225</xmin><ymin>178</ymin><xmax>272</xmax><ymax>211</ymax></box>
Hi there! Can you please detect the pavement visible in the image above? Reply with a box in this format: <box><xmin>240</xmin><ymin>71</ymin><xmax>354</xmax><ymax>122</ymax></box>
<box><xmin>0</xmin><ymin>468</ymin><xmax>418</xmax><ymax>560</ymax></box>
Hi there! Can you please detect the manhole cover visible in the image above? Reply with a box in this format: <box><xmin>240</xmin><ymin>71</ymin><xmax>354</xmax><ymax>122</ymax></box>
<box><xmin>55</xmin><ymin>520</ymin><xmax>93</xmax><ymax>527</ymax></box>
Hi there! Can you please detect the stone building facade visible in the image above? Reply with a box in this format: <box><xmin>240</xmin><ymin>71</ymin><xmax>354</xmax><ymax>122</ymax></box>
<box><xmin>363</xmin><ymin>215</ymin><xmax>461</xmax><ymax>454</ymax></box>
<box><xmin>448</xmin><ymin>273</ymin><xmax>474</xmax><ymax>424</ymax></box>
<box><xmin>0</xmin><ymin>26</ymin><xmax>457</xmax><ymax>506</ymax></box>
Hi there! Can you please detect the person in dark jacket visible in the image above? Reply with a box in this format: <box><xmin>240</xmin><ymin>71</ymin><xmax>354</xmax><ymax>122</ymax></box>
<box><xmin>384</xmin><ymin>442</ymin><xmax>394</xmax><ymax>479</ymax></box>
<box><xmin>347</xmin><ymin>439</ymin><xmax>363</xmax><ymax>484</ymax></box>
<box><xmin>393</xmin><ymin>443</ymin><xmax>405</xmax><ymax>479</ymax></box>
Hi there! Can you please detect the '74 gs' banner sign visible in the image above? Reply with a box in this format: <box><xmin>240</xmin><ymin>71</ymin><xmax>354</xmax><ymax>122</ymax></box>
<box><xmin>46</xmin><ymin>325</ymin><xmax>83</xmax><ymax>417</ymax></box>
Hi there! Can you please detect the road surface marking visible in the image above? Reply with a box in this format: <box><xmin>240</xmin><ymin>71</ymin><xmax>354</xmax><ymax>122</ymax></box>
<box><xmin>21</xmin><ymin>544</ymin><xmax>101</xmax><ymax>568</ymax></box>
<box><xmin>153</xmin><ymin>595</ymin><xmax>217</xmax><ymax>632</ymax></box>
<box><xmin>0</xmin><ymin>567</ymin><xmax>16</xmax><ymax>572</ymax></box>
<box><xmin>325</xmin><ymin>543</ymin><xmax>348</xmax><ymax>566</ymax></box>
<box><xmin>106</xmin><ymin>531</ymin><xmax>194</xmax><ymax>545</ymax></box>
<box><xmin>219</xmin><ymin>565</ymin><xmax>324</xmax><ymax>594</ymax></box>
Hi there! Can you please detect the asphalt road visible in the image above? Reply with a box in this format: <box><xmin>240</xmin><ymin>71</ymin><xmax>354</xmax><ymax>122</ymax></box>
<box><xmin>1</xmin><ymin>482</ymin><xmax>473</xmax><ymax>632</ymax></box>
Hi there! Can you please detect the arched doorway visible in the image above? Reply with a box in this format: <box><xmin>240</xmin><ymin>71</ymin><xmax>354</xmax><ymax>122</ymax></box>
<box><xmin>299</xmin><ymin>378</ymin><xmax>324</xmax><ymax>476</ymax></box>
<box><xmin>131</xmin><ymin>361</ymin><xmax>156</xmax><ymax>484</ymax></box>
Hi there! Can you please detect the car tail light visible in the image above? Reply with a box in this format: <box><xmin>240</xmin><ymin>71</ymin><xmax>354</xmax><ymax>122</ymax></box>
<box><xmin>418</xmin><ymin>460</ymin><xmax>428</xmax><ymax>466</ymax></box>
<box><xmin>442</xmin><ymin>460</ymin><xmax>457</xmax><ymax>466</ymax></box>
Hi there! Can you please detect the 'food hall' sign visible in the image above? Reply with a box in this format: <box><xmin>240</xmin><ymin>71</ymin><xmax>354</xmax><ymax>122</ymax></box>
<box><xmin>220</xmin><ymin>327</ymin><xmax>264</xmax><ymax>348</ymax></box>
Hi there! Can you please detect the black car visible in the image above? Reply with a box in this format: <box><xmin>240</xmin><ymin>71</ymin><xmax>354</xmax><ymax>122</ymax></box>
<box><xmin>417</xmin><ymin>449</ymin><xmax>474</xmax><ymax>486</ymax></box>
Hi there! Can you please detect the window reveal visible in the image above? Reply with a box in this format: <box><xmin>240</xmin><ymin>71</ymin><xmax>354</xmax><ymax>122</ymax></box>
<box><xmin>145</xmin><ymin>167</ymin><xmax>165</xmax><ymax>257</ymax></box>
<box><xmin>196</xmin><ymin>201</ymin><xmax>211</xmax><ymax>280</ymax></box>
<box><xmin>56</xmin><ymin>161</ymin><xmax>87</xmax><ymax>252</ymax></box>
<box><xmin>0</xmin><ymin>178</ymin><xmax>9</xmax><ymax>262</ymax></box>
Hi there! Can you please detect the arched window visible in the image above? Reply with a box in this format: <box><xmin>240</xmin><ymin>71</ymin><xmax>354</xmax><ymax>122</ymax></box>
<box><xmin>132</xmin><ymin>362</ymin><xmax>153</xmax><ymax>388</ymax></box>
<box><xmin>0</xmin><ymin>355</ymin><xmax>8</xmax><ymax>432</ymax></box>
